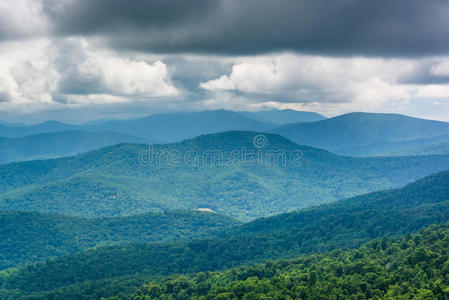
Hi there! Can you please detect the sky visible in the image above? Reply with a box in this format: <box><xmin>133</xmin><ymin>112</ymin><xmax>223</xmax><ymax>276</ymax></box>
<box><xmin>1</xmin><ymin>0</ymin><xmax>449</xmax><ymax>123</ymax></box>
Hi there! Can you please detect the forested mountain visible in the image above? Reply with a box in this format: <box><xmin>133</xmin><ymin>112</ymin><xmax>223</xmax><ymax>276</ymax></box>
<box><xmin>4</xmin><ymin>111</ymin><xmax>449</xmax><ymax>158</ymax></box>
<box><xmin>0</xmin><ymin>130</ymin><xmax>145</xmax><ymax>164</ymax></box>
<box><xmin>84</xmin><ymin>110</ymin><xmax>274</xmax><ymax>142</ymax></box>
<box><xmin>2</xmin><ymin>169</ymin><xmax>449</xmax><ymax>298</ymax></box>
<box><xmin>0</xmin><ymin>120</ymin><xmax>25</xmax><ymax>127</ymax></box>
<box><xmin>272</xmin><ymin>112</ymin><xmax>449</xmax><ymax>156</ymax></box>
<box><xmin>0</xmin><ymin>110</ymin><xmax>273</xmax><ymax>143</ymax></box>
<box><xmin>0</xmin><ymin>121</ymin><xmax>77</xmax><ymax>138</ymax></box>
<box><xmin>1</xmin><ymin>131</ymin><xmax>449</xmax><ymax>220</ymax></box>
<box><xmin>118</xmin><ymin>224</ymin><xmax>449</xmax><ymax>299</ymax></box>
<box><xmin>0</xmin><ymin>210</ymin><xmax>239</xmax><ymax>269</ymax></box>
<box><xmin>344</xmin><ymin>134</ymin><xmax>449</xmax><ymax>157</ymax></box>
<box><xmin>239</xmin><ymin>109</ymin><xmax>326</xmax><ymax>124</ymax></box>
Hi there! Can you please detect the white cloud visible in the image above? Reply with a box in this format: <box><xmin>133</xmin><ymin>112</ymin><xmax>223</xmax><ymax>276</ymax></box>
<box><xmin>0</xmin><ymin>39</ymin><xmax>55</xmax><ymax>108</ymax></box>
<box><xmin>430</xmin><ymin>60</ymin><xmax>449</xmax><ymax>77</ymax></box>
<box><xmin>0</xmin><ymin>0</ymin><xmax>48</xmax><ymax>39</ymax></box>
<box><xmin>58</xmin><ymin>38</ymin><xmax>179</xmax><ymax>98</ymax></box>
<box><xmin>0</xmin><ymin>37</ymin><xmax>179</xmax><ymax>112</ymax></box>
<box><xmin>197</xmin><ymin>53</ymin><xmax>449</xmax><ymax>120</ymax></box>
<box><xmin>200</xmin><ymin>75</ymin><xmax>236</xmax><ymax>91</ymax></box>
<box><xmin>200</xmin><ymin>54</ymin><xmax>417</xmax><ymax>105</ymax></box>
<box><xmin>416</xmin><ymin>85</ymin><xmax>449</xmax><ymax>99</ymax></box>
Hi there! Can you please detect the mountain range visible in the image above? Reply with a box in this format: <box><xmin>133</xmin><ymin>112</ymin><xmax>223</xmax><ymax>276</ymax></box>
<box><xmin>1</xmin><ymin>110</ymin><xmax>449</xmax><ymax>164</ymax></box>
<box><xmin>1</xmin><ymin>109</ymin><xmax>316</xmax><ymax>141</ymax></box>
<box><xmin>272</xmin><ymin>112</ymin><xmax>449</xmax><ymax>156</ymax></box>
<box><xmin>1</xmin><ymin>131</ymin><xmax>449</xmax><ymax>220</ymax></box>
<box><xmin>0</xmin><ymin>130</ymin><xmax>144</xmax><ymax>164</ymax></box>
<box><xmin>239</xmin><ymin>109</ymin><xmax>326</xmax><ymax>124</ymax></box>
<box><xmin>2</xmin><ymin>168</ymin><xmax>449</xmax><ymax>298</ymax></box>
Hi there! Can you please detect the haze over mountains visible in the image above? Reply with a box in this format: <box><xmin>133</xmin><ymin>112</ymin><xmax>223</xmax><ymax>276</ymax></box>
<box><xmin>1</xmin><ymin>110</ymin><xmax>449</xmax><ymax>164</ymax></box>
<box><xmin>0</xmin><ymin>109</ymin><xmax>304</xmax><ymax>163</ymax></box>
<box><xmin>272</xmin><ymin>112</ymin><xmax>449</xmax><ymax>156</ymax></box>
<box><xmin>239</xmin><ymin>109</ymin><xmax>326</xmax><ymax>124</ymax></box>
<box><xmin>0</xmin><ymin>109</ymin><xmax>297</xmax><ymax>140</ymax></box>
<box><xmin>0</xmin><ymin>130</ymin><xmax>144</xmax><ymax>164</ymax></box>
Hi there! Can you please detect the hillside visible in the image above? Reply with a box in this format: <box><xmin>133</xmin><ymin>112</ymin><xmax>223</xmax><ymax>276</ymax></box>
<box><xmin>0</xmin><ymin>130</ymin><xmax>145</xmax><ymax>164</ymax></box>
<box><xmin>0</xmin><ymin>120</ymin><xmax>25</xmax><ymax>127</ymax></box>
<box><xmin>272</xmin><ymin>112</ymin><xmax>449</xmax><ymax>156</ymax></box>
<box><xmin>0</xmin><ymin>210</ymin><xmax>239</xmax><ymax>269</ymax></box>
<box><xmin>85</xmin><ymin>110</ymin><xmax>274</xmax><ymax>142</ymax></box>
<box><xmin>118</xmin><ymin>224</ymin><xmax>449</xmax><ymax>299</ymax></box>
<box><xmin>345</xmin><ymin>134</ymin><xmax>449</xmax><ymax>157</ymax></box>
<box><xmin>239</xmin><ymin>109</ymin><xmax>326</xmax><ymax>124</ymax></box>
<box><xmin>0</xmin><ymin>121</ymin><xmax>77</xmax><ymax>138</ymax></box>
<box><xmin>2</xmin><ymin>169</ymin><xmax>449</xmax><ymax>298</ymax></box>
<box><xmin>1</xmin><ymin>131</ymin><xmax>449</xmax><ymax>220</ymax></box>
<box><xmin>0</xmin><ymin>110</ymin><xmax>273</xmax><ymax>143</ymax></box>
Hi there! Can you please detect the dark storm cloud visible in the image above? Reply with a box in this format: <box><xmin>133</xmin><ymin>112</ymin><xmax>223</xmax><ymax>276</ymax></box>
<box><xmin>0</xmin><ymin>92</ymin><xmax>10</xmax><ymax>102</ymax></box>
<box><xmin>41</xmin><ymin>0</ymin><xmax>449</xmax><ymax>57</ymax></box>
<box><xmin>43</xmin><ymin>0</ymin><xmax>219</xmax><ymax>35</ymax></box>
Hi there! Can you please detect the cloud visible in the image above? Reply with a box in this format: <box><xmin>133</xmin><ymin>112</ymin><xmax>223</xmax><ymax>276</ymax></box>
<box><xmin>197</xmin><ymin>53</ymin><xmax>449</xmax><ymax>119</ymax></box>
<box><xmin>0</xmin><ymin>37</ymin><xmax>179</xmax><ymax>113</ymax></box>
<box><xmin>55</xmin><ymin>38</ymin><xmax>178</xmax><ymax>98</ymax></box>
<box><xmin>1</xmin><ymin>0</ymin><xmax>449</xmax><ymax>122</ymax></box>
<box><xmin>416</xmin><ymin>85</ymin><xmax>449</xmax><ymax>99</ymax></box>
<box><xmin>0</xmin><ymin>0</ymin><xmax>48</xmax><ymax>40</ymax></box>
<box><xmin>28</xmin><ymin>0</ymin><xmax>449</xmax><ymax>57</ymax></box>
<box><xmin>430</xmin><ymin>60</ymin><xmax>449</xmax><ymax>77</ymax></box>
<box><xmin>200</xmin><ymin>54</ymin><xmax>416</xmax><ymax>104</ymax></box>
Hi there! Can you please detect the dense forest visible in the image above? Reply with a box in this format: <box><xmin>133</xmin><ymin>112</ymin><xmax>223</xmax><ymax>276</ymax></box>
<box><xmin>119</xmin><ymin>223</ymin><xmax>449</xmax><ymax>299</ymax></box>
<box><xmin>2</xmin><ymin>169</ymin><xmax>449</xmax><ymax>298</ymax></box>
<box><xmin>2</xmin><ymin>131</ymin><xmax>449</xmax><ymax>220</ymax></box>
<box><xmin>0</xmin><ymin>210</ymin><xmax>239</xmax><ymax>269</ymax></box>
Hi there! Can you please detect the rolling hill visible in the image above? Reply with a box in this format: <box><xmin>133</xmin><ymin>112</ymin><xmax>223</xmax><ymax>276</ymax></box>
<box><xmin>343</xmin><ymin>134</ymin><xmax>449</xmax><ymax>157</ymax></box>
<box><xmin>0</xmin><ymin>130</ymin><xmax>145</xmax><ymax>164</ymax></box>
<box><xmin>0</xmin><ymin>120</ymin><xmax>25</xmax><ymax>127</ymax></box>
<box><xmin>1</xmin><ymin>131</ymin><xmax>449</xmax><ymax>220</ymax></box>
<box><xmin>0</xmin><ymin>121</ymin><xmax>77</xmax><ymax>138</ymax></box>
<box><xmin>0</xmin><ymin>110</ymin><xmax>273</xmax><ymax>143</ymax></box>
<box><xmin>239</xmin><ymin>109</ymin><xmax>326</xmax><ymax>124</ymax></box>
<box><xmin>84</xmin><ymin>110</ymin><xmax>274</xmax><ymax>142</ymax></box>
<box><xmin>121</xmin><ymin>224</ymin><xmax>449</xmax><ymax>299</ymax></box>
<box><xmin>3</xmin><ymin>111</ymin><xmax>449</xmax><ymax>157</ymax></box>
<box><xmin>2</xmin><ymin>169</ymin><xmax>449</xmax><ymax>298</ymax></box>
<box><xmin>272</xmin><ymin>112</ymin><xmax>449</xmax><ymax>156</ymax></box>
<box><xmin>0</xmin><ymin>210</ymin><xmax>239</xmax><ymax>269</ymax></box>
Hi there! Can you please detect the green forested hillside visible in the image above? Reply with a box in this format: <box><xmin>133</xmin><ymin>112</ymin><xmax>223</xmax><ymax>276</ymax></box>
<box><xmin>2</xmin><ymin>169</ymin><xmax>449</xmax><ymax>298</ymax></box>
<box><xmin>272</xmin><ymin>112</ymin><xmax>449</xmax><ymax>156</ymax></box>
<box><xmin>2</xmin><ymin>131</ymin><xmax>449</xmax><ymax>220</ymax></box>
<box><xmin>120</xmin><ymin>224</ymin><xmax>449</xmax><ymax>299</ymax></box>
<box><xmin>0</xmin><ymin>210</ymin><xmax>239</xmax><ymax>269</ymax></box>
<box><xmin>0</xmin><ymin>130</ymin><xmax>145</xmax><ymax>164</ymax></box>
